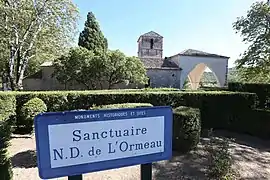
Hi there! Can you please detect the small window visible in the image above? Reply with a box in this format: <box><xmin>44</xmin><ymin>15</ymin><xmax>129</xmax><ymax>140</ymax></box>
<box><xmin>150</xmin><ymin>39</ymin><xmax>154</xmax><ymax>49</ymax></box>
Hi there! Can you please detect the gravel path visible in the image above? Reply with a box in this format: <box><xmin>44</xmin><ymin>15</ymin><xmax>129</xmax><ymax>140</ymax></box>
<box><xmin>8</xmin><ymin>131</ymin><xmax>270</xmax><ymax>180</ymax></box>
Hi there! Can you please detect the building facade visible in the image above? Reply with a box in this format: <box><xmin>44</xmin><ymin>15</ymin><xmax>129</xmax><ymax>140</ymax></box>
<box><xmin>23</xmin><ymin>31</ymin><xmax>229</xmax><ymax>91</ymax></box>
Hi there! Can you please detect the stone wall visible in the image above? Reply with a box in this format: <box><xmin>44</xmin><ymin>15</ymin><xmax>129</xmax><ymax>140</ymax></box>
<box><xmin>22</xmin><ymin>66</ymin><xmax>144</xmax><ymax>91</ymax></box>
<box><xmin>146</xmin><ymin>69</ymin><xmax>181</xmax><ymax>88</ymax></box>
<box><xmin>138</xmin><ymin>36</ymin><xmax>163</xmax><ymax>59</ymax></box>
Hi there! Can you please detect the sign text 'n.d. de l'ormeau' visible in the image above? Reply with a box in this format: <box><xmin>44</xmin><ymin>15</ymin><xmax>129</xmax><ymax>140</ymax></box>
<box><xmin>34</xmin><ymin>106</ymin><xmax>172</xmax><ymax>179</ymax></box>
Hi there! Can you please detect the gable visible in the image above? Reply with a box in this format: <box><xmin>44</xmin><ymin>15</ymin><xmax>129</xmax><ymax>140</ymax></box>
<box><xmin>137</xmin><ymin>31</ymin><xmax>163</xmax><ymax>42</ymax></box>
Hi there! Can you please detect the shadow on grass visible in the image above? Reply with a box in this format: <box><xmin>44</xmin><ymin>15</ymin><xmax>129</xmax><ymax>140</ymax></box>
<box><xmin>11</xmin><ymin>150</ymin><xmax>37</xmax><ymax>168</ymax></box>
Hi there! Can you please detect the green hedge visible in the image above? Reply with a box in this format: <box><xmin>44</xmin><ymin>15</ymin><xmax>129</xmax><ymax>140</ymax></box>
<box><xmin>2</xmin><ymin>90</ymin><xmax>267</xmax><ymax>139</ymax></box>
<box><xmin>224</xmin><ymin>108</ymin><xmax>270</xmax><ymax>139</ymax></box>
<box><xmin>92</xmin><ymin>103</ymin><xmax>202</xmax><ymax>153</ymax></box>
<box><xmin>173</xmin><ymin>106</ymin><xmax>201</xmax><ymax>153</ymax></box>
<box><xmin>228</xmin><ymin>82</ymin><xmax>270</xmax><ymax>108</ymax></box>
<box><xmin>17</xmin><ymin>98</ymin><xmax>47</xmax><ymax>134</ymax></box>
<box><xmin>13</xmin><ymin>91</ymin><xmax>256</xmax><ymax>133</ymax></box>
<box><xmin>14</xmin><ymin>90</ymin><xmax>257</xmax><ymax>111</ymax></box>
<box><xmin>0</xmin><ymin>94</ymin><xmax>16</xmax><ymax>180</ymax></box>
<box><xmin>89</xmin><ymin>103</ymin><xmax>153</xmax><ymax>110</ymax></box>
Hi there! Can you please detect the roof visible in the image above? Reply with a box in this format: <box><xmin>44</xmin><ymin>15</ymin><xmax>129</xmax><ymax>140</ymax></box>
<box><xmin>178</xmin><ymin>49</ymin><xmax>229</xmax><ymax>59</ymax></box>
<box><xmin>140</xmin><ymin>57</ymin><xmax>180</xmax><ymax>70</ymax></box>
<box><xmin>137</xmin><ymin>31</ymin><xmax>163</xmax><ymax>42</ymax></box>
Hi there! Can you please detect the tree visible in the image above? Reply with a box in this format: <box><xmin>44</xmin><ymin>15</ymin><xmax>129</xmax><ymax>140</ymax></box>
<box><xmin>0</xmin><ymin>0</ymin><xmax>79</xmax><ymax>90</ymax></box>
<box><xmin>232</xmin><ymin>1</ymin><xmax>270</xmax><ymax>83</ymax></box>
<box><xmin>103</xmin><ymin>50</ymin><xmax>147</xmax><ymax>89</ymax></box>
<box><xmin>78</xmin><ymin>12</ymin><xmax>108</xmax><ymax>53</ymax></box>
<box><xmin>53</xmin><ymin>47</ymin><xmax>102</xmax><ymax>89</ymax></box>
<box><xmin>53</xmin><ymin>48</ymin><xmax>147</xmax><ymax>90</ymax></box>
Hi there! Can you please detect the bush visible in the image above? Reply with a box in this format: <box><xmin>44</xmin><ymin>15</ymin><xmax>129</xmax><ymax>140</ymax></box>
<box><xmin>17</xmin><ymin>98</ymin><xmax>47</xmax><ymax>134</ymax></box>
<box><xmin>89</xmin><ymin>103</ymin><xmax>153</xmax><ymax>110</ymax></box>
<box><xmin>173</xmin><ymin>106</ymin><xmax>201</xmax><ymax>153</ymax></box>
<box><xmin>0</xmin><ymin>93</ymin><xmax>16</xmax><ymax>180</ymax></box>
<box><xmin>228</xmin><ymin>82</ymin><xmax>270</xmax><ymax>108</ymax></box>
<box><xmin>206</xmin><ymin>132</ymin><xmax>235</xmax><ymax>179</ymax></box>
<box><xmin>13</xmin><ymin>90</ymin><xmax>262</xmax><ymax>138</ymax></box>
<box><xmin>226</xmin><ymin>108</ymin><xmax>270</xmax><ymax>139</ymax></box>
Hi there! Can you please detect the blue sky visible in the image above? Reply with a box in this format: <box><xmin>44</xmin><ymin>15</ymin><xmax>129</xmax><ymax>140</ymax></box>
<box><xmin>72</xmin><ymin>0</ymin><xmax>264</xmax><ymax>68</ymax></box>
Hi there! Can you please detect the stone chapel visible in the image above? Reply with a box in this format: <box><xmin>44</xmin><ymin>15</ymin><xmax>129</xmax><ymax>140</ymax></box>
<box><xmin>22</xmin><ymin>31</ymin><xmax>229</xmax><ymax>91</ymax></box>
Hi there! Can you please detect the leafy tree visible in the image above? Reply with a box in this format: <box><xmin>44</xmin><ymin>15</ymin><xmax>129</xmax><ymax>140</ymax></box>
<box><xmin>53</xmin><ymin>47</ymin><xmax>102</xmax><ymax>89</ymax></box>
<box><xmin>104</xmin><ymin>50</ymin><xmax>147</xmax><ymax>89</ymax></box>
<box><xmin>78</xmin><ymin>12</ymin><xmax>108</xmax><ymax>53</ymax></box>
<box><xmin>233</xmin><ymin>1</ymin><xmax>270</xmax><ymax>83</ymax></box>
<box><xmin>53</xmin><ymin>48</ymin><xmax>147</xmax><ymax>90</ymax></box>
<box><xmin>0</xmin><ymin>0</ymin><xmax>79</xmax><ymax>90</ymax></box>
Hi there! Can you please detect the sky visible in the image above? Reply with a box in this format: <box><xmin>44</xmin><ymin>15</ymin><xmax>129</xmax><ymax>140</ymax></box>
<box><xmin>72</xmin><ymin>0</ymin><xmax>265</xmax><ymax>68</ymax></box>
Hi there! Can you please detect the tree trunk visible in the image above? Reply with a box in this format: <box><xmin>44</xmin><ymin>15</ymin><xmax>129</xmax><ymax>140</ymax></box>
<box><xmin>16</xmin><ymin>57</ymin><xmax>28</xmax><ymax>91</ymax></box>
<box><xmin>8</xmin><ymin>46</ymin><xmax>17</xmax><ymax>91</ymax></box>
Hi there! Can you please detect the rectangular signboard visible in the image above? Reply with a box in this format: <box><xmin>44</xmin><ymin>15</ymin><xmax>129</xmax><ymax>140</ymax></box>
<box><xmin>34</xmin><ymin>106</ymin><xmax>172</xmax><ymax>179</ymax></box>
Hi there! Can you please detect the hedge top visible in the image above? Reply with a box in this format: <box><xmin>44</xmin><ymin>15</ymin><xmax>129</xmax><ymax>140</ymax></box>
<box><xmin>0</xmin><ymin>90</ymin><xmax>256</xmax><ymax>96</ymax></box>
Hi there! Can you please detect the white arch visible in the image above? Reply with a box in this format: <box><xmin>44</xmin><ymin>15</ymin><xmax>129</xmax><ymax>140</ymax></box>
<box><xmin>179</xmin><ymin>56</ymin><xmax>228</xmax><ymax>90</ymax></box>
<box><xmin>185</xmin><ymin>63</ymin><xmax>221</xmax><ymax>90</ymax></box>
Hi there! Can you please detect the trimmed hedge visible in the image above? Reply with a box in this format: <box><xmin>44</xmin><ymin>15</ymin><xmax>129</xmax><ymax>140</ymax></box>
<box><xmin>13</xmin><ymin>91</ymin><xmax>257</xmax><ymax>134</ymax></box>
<box><xmin>17</xmin><ymin>98</ymin><xmax>47</xmax><ymax>134</ymax></box>
<box><xmin>14</xmin><ymin>90</ymin><xmax>257</xmax><ymax>111</ymax></box>
<box><xmin>224</xmin><ymin>108</ymin><xmax>270</xmax><ymax>139</ymax></box>
<box><xmin>0</xmin><ymin>94</ymin><xmax>16</xmax><ymax>180</ymax></box>
<box><xmin>2</xmin><ymin>90</ymin><xmax>268</xmax><ymax>139</ymax></box>
<box><xmin>228</xmin><ymin>82</ymin><xmax>270</xmax><ymax>108</ymax></box>
<box><xmin>90</xmin><ymin>103</ymin><xmax>153</xmax><ymax>110</ymax></box>
<box><xmin>173</xmin><ymin>106</ymin><xmax>201</xmax><ymax>153</ymax></box>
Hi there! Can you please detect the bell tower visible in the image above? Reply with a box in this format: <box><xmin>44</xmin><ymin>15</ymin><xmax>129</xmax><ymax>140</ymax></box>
<box><xmin>137</xmin><ymin>31</ymin><xmax>163</xmax><ymax>59</ymax></box>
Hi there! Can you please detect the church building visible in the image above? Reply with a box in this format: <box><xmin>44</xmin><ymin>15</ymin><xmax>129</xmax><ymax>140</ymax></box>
<box><xmin>22</xmin><ymin>31</ymin><xmax>229</xmax><ymax>90</ymax></box>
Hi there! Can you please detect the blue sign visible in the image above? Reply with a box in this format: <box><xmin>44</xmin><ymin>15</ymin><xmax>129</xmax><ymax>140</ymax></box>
<box><xmin>34</xmin><ymin>106</ymin><xmax>172</xmax><ymax>179</ymax></box>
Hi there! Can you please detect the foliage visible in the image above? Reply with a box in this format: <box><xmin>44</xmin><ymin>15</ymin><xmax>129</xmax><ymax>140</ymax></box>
<box><xmin>78</xmin><ymin>12</ymin><xmax>108</xmax><ymax>53</ymax></box>
<box><xmin>7</xmin><ymin>90</ymin><xmax>268</xmax><ymax>139</ymax></box>
<box><xmin>228</xmin><ymin>82</ymin><xmax>270</xmax><ymax>108</ymax></box>
<box><xmin>233</xmin><ymin>1</ymin><xmax>270</xmax><ymax>83</ymax></box>
<box><xmin>0</xmin><ymin>0</ymin><xmax>79</xmax><ymax>90</ymax></box>
<box><xmin>103</xmin><ymin>50</ymin><xmax>148</xmax><ymax>89</ymax></box>
<box><xmin>206</xmin><ymin>133</ymin><xmax>234</xmax><ymax>180</ymax></box>
<box><xmin>18</xmin><ymin>97</ymin><xmax>47</xmax><ymax>134</ymax></box>
<box><xmin>53</xmin><ymin>48</ymin><xmax>148</xmax><ymax>90</ymax></box>
<box><xmin>53</xmin><ymin>47</ymin><xmax>103</xmax><ymax>89</ymax></box>
<box><xmin>0</xmin><ymin>94</ymin><xmax>16</xmax><ymax>180</ymax></box>
<box><xmin>90</xmin><ymin>103</ymin><xmax>153</xmax><ymax>110</ymax></box>
<box><xmin>226</xmin><ymin>108</ymin><xmax>270</xmax><ymax>139</ymax></box>
<box><xmin>173</xmin><ymin>106</ymin><xmax>201</xmax><ymax>153</ymax></box>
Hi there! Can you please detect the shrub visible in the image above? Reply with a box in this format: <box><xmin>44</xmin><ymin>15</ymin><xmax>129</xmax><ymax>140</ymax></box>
<box><xmin>0</xmin><ymin>93</ymin><xmax>16</xmax><ymax>180</ymax></box>
<box><xmin>228</xmin><ymin>82</ymin><xmax>270</xmax><ymax>108</ymax></box>
<box><xmin>18</xmin><ymin>98</ymin><xmax>47</xmax><ymax>134</ymax></box>
<box><xmin>13</xmin><ymin>90</ymin><xmax>260</xmax><ymax>138</ymax></box>
<box><xmin>226</xmin><ymin>108</ymin><xmax>270</xmax><ymax>139</ymax></box>
<box><xmin>206</xmin><ymin>132</ymin><xmax>235</xmax><ymax>179</ymax></box>
<box><xmin>173</xmin><ymin>106</ymin><xmax>201</xmax><ymax>153</ymax></box>
<box><xmin>89</xmin><ymin>103</ymin><xmax>153</xmax><ymax>110</ymax></box>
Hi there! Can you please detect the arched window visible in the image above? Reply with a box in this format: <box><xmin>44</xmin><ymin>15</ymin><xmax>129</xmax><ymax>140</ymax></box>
<box><xmin>150</xmin><ymin>39</ymin><xmax>154</xmax><ymax>49</ymax></box>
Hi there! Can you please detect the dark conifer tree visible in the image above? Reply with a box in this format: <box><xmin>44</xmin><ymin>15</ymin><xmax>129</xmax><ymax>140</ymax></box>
<box><xmin>78</xmin><ymin>12</ymin><xmax>108</xmax><ymax>53</ymax></box>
